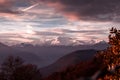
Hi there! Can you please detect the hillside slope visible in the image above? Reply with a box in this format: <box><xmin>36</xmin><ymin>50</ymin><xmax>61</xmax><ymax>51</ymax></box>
<box><xmin>40</xmin><ymin>49</ymin><xmax>97</xmax><ymax>77</ymax></box>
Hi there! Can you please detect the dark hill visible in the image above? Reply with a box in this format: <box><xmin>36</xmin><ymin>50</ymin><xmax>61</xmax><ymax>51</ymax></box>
<box><xmin>40</xmin><ymin>49</ymin><xmax>97</xmax><ymax>77</ymax></box>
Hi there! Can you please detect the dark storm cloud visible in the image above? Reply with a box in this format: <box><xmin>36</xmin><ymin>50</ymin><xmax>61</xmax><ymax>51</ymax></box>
<box><xmin>0</xmin><ymin>0</ymin><xmax>19</xmax><ymax>14</ymax></box>
<box><xmin>41</xmin><ymin>0</ymin><xmax>120</xmax><ymax>22</ymax></box>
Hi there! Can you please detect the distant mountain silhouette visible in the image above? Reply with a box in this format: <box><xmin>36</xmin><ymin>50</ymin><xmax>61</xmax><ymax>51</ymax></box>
<box><xmin>40</xmin><ymin>49</ymin><xmax>97</xmax><ymax>77</ymax></box>
<box><xmin>12</xmin><ymin>44</ymin><xmax>83</xmax><ymax>67</ymax></box>
<box><xmin>91</xmin><ymin>41</ymin><xmax>109</xmax><ymax>50</ymax></box>
<box><xmin>12</xmin><ymin>41</ymin><xmax>108</xmax><ymax>67</ymax></box>
<box><xmin>0</xmin><ymin>43</ymin><xmax>41</xmax><ymax>66</ymax></box>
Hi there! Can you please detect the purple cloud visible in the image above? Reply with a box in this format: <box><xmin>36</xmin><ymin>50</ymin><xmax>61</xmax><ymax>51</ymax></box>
<box><xmin>40</xmin><ymin>0</ymin><xmax>120</xmax><ymax>22</ymax></box>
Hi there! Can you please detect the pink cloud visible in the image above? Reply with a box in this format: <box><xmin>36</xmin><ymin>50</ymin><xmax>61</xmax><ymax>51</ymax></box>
<box><xmin>40</xmin><ymin>0</ymin><xmax>120</xmax><ymax>22</ymax></box>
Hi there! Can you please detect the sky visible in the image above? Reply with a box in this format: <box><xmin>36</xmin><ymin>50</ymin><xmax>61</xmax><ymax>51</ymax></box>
<box><xmin>0</xmin><ymin>0</ymin><xmax>120</xmax><ymax>45</ymax></box>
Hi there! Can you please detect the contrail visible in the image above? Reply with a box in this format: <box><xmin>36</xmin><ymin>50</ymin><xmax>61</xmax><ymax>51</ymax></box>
<box><xmin>22</xmin><ymin>3</ymin><xmax>39</xmax><ymax>11</ymax></box>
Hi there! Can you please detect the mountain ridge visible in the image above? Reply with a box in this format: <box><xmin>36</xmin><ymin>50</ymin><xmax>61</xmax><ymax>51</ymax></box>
<box><xmin>0</xmin><ymin>42</ymin><xmax>41</xmax><ymax>67</ymax></box>
<box><xmin>40</xmin><ymin>49</ymin><xmax>97</xmax><ymax>77</ymax></box>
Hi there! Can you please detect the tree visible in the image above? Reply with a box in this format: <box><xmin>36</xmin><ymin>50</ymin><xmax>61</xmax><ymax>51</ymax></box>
<box><xmin>12</xmin><ymin>64</ymin><xmax>42</xmax><ymax>80</ymax></box>
<box><xmin>0</xmin><ymin>56</ymin><xmax>24</xmax><ymax>80</ymax></box>
<box><xmin>96</xmin><ymin>27</ymin><xmax>120</xmax><ymax>79</ymax></box>
<box><xmin>0</xmin><ymin>56</ymin><xmax>42</xmax><ymax>80</ymax></box>
<box><xmin>109</xmin><ymin>27</ymin><xmax>120</xmax><ymax>55</ymax></box>
<box><xmin>107</xmin><ymin>27</ymin><xmax>120</xmax><ymax>79</ymax></box>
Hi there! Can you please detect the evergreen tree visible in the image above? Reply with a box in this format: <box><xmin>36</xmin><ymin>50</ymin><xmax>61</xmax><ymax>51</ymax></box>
<box><xmin>96</xmin><ymin>27</ymin><xmax>120</xmax><ymax>79</ymax></box>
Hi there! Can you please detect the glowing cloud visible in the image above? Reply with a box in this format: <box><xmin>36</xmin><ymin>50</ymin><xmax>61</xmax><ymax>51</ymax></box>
<box><xmin>26</xmin><ymin>25</ymin><xmax>36</xmax><ymax>35</ymax></box>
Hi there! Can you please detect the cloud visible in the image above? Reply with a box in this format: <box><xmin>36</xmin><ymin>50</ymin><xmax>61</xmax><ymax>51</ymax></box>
<box><xmin>0</xmin><ymin>32</ymin><xmax>33</xmax><ymax>44</ymax></box>
<box><xmin>0</xmin><ymin>0</ymin><xmax>116</xmax><ymax>45</ymax></box>
<box><xmin>0</xmin><ymin>0</ymin><xmax>19</xmax><ymax>14</ymax></box>
<box><xmin>9</xmin><ymin>38</ymin><xmax>33</xmax><ymax>42</ymax></box>
<box><xmin>0</xmin><ymin>27</ymin><xmax>107</xmax><ymax>45</ymax></box>
<box><xmin>36</xmin><ymin>31</ymin><xmax>63</xmax><ymax>36</ymax></box>
<box><xmin>0</xmin><ymin>0</ymin><xmax>41</xmax><ymax>20</ymax></box>
<box><xmin>46</xmin><ymin>28</ymin><xmax>107</xmax><ymax>35</ymax></box>
<box><xmin>41</xmin><ymin>0</ymin><xmax>120</xmax><ymax>22</ymax></box>
<box><xmin>32</xmin><ymin>27</ymin><xmax>107</xmax><ymax>45</ymax></box>
<box><xmin>34</xmin><ymin>28</ymin><xmax>107</xmax><ymax>37</ymax></box>
<box><xmin>2</xmin><ymin>0</ymin><xmax>120</xmax><ymax>22</ymax></box>
<box><xmin>56</xmin><ymin>36</ymin><xmax>73</xmax><ymax>45</ymax></box>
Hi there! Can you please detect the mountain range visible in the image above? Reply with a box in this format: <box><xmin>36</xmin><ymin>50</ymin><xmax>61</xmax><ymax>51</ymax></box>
<box><xmin>0</xmin><ymin>41</ymin><xmax>109</xmax><ymax>68</ymax></box>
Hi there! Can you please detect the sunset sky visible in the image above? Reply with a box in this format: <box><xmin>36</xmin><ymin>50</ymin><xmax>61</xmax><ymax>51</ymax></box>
<box><xmin>0</xmin><ymin>0</ymin><xmax>120</xmax><ymax>45</ymax></box>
